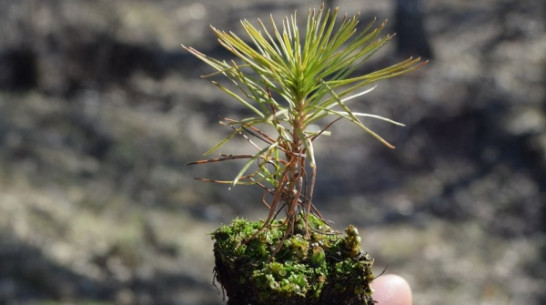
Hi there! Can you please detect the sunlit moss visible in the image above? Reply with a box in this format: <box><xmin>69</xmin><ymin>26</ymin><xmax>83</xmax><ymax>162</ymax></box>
<box><xmin>212</xmin><ymin>215</ymin><xmax>375</xmax><ymax>305</ymax></box>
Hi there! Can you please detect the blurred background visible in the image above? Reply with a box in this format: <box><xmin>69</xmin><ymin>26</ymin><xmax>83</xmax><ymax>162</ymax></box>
<box><xmin>1</xmin><ymin>0</ymin><xmax>545</xmax><ymax>304</ymax></box>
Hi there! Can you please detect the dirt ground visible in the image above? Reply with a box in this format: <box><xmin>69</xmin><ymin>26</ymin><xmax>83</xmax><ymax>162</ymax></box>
<box><xmin>1</xmin><ymin>0</ymin><xmax>545</xmax><ymax>304</ymax></box>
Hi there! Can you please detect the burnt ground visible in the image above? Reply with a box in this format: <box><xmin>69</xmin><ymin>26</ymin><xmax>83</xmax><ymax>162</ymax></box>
<box><xmin>1</xmin><ymin>0</ymin><xmax>545</xmax><ymax>304</ymax></box>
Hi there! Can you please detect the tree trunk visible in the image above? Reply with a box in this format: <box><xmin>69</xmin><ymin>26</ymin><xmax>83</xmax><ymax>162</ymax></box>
<box><xmin>394</xmin><ymin>0</ymin><xmax>433</xmax><ymax>59</ymax></box>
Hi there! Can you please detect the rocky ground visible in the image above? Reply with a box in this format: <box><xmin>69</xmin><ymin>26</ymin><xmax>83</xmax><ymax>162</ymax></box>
<box><xmin>1</xmin><ymin>0</ymin><xmax>545</xmax><ymax>304</ymax></box>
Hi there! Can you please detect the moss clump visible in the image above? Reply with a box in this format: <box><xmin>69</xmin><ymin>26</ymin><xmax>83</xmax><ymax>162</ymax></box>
<box><xmin>212</xmin><ymin>215</ymin><xmax>375</xmax><ymax>305</ymax></box>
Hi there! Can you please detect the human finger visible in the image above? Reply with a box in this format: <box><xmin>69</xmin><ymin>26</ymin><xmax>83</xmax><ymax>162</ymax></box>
<box><xmin>370</xmin><ymin>274</ymin><xmax>412</xmax><ymax>305</ymax></box>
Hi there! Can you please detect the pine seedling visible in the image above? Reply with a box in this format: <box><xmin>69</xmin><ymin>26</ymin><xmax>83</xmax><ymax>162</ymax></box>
<box><xmin>184</xmin><ymin>6</ymin><xmax>426</xmax><ymax>243</ymax></box>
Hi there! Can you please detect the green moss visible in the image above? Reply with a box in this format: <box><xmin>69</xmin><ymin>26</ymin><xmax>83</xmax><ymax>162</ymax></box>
<box><xmin>212</xmin><ymin>215</ymin><xmax>375</xmax><ymax>305</ymax></box>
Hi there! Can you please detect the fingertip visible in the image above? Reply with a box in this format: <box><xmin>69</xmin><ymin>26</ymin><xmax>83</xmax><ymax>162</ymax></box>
<box><xmin>370</xmin><ymin>274</ymin><xmax>412</xmax><ymax>305</ymax></box>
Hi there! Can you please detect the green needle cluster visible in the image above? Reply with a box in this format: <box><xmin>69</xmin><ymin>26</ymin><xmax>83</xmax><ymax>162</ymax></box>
<box><xmin>185</xmin><ymin>6</ymin><xmax>426</xmax><ymax>237</ymax></box>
